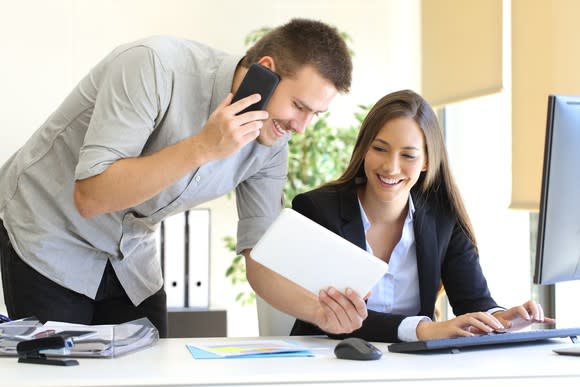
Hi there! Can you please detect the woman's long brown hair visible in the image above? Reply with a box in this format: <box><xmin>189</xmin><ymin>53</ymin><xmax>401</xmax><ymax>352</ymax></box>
<box><xmin>325</xmin><ymin>89</ymin><xmax>478</xmax><ymax>250</ymax></box>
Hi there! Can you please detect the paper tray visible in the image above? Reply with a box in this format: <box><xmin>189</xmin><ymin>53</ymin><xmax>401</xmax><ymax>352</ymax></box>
<box><xmin>0</xmin><ymin>317</ymin><xmax>158</xmax><ymax>358</ymax></box>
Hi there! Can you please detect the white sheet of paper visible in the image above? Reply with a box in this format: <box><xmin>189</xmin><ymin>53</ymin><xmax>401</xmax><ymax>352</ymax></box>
<box><xmin>251</xmin><ymin>208</ymin><xmax>388</xmax><ymax>296</ymax></box>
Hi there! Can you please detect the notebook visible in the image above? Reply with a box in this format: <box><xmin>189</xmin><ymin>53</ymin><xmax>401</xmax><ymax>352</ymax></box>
<box><xmin>251</xmin><ymin>208</ymin><xmax>388</xmax><ymax>296</ymax></box>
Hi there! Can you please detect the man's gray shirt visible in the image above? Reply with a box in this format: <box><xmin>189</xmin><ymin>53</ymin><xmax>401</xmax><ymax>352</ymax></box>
<box><xmin>0</xmin><ymin>36</ymin><xmax>287</xmax><ymax>305</ymax></box>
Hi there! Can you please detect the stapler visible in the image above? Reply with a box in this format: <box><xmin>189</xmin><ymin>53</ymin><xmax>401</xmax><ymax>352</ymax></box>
<box><xmin>16</xmin><ymin>335</ymin><xmax>78</xmax><ymax>366</ymax></box>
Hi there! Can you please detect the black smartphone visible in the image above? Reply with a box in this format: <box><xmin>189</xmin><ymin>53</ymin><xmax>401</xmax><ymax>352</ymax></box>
<box><xmin>231</xmin><ymin>63</ymin><xmax>280</xmax><ymax>115</ymax></box>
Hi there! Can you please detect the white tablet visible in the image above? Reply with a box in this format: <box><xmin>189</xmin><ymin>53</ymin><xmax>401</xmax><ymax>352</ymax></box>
<box><xmin>251</xmin><ymin>208</ymin><xmax>388</xmax><ymax>296</ymax></box>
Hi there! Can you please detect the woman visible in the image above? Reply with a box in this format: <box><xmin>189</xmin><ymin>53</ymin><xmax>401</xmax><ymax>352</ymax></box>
<box><xmin>290</xmin><ymin>90</ymin><xmax>553</xmax><ymax>342</ymax></box>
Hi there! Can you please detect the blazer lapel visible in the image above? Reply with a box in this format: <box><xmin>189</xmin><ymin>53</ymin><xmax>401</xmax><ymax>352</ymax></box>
<box><xmin>337</xmin><ymin>187</ymin><xmax>366</xmax><ymax>250</ymax></box>
<box><xmin>412</xmin><ymin>192</ymin><xmax>441</xmax><ymax>317</ymax></box>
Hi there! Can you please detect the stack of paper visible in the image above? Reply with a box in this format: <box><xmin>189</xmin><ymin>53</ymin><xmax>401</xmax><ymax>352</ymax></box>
<box><xmin>0</xmin><ymin>318</ymin><xmax>43</xmax><ymax>355</ymax></box>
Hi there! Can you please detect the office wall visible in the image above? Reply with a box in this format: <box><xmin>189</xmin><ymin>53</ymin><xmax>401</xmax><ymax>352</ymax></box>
<box><xmin>0</xmin><ymin>0</ymin><xmax>420</xmax><ymax>335</ymax></box>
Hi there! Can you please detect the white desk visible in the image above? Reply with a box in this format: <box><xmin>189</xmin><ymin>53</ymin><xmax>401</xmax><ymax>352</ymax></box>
<box><xmin>2</xmin><ymin>336</ymin><xmax>580</xmax><ymax>387</ymax></box>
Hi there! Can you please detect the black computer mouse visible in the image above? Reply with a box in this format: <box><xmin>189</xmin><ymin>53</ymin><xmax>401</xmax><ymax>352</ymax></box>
<box><xmin>334</xmin><ymin>337</ymin><xmax>382</xmax><ymax>361</ymax></box>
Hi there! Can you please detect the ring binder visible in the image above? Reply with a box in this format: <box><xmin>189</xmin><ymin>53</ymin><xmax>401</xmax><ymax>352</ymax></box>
<box><xmin>160</xmin><ymin>209</ymin><xmax>210</xmax><ymax>308</ymax></box>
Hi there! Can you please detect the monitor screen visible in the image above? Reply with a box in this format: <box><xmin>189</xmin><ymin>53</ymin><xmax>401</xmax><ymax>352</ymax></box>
<box><xmin>533</xmin><ymin>95</ymin><xmax>580</xmax><ymax>285</ymax></box>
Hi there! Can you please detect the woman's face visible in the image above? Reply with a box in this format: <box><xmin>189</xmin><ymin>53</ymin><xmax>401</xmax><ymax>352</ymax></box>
<box><xmin>363</xmin><ymin>116</ymin><xmax>427</xmax><ymax>206</ymax></box>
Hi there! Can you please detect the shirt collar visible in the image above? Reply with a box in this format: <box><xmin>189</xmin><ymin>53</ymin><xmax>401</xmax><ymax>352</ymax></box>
<box><xmin>358</xmin><ymin>195</ymin><xmax>415</xmax><ymax>234</ymax></box>
<box><xmin>210</xmin><ymin>54</ymin><xmax>244</xmax><ymax>115</ymax></box>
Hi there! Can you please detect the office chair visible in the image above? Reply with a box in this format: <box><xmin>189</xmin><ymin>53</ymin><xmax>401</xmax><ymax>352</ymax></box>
<box><xmin>256</xmin><ymin>295</ymin><xmax>295</xmax><ymax>336</ymax></box>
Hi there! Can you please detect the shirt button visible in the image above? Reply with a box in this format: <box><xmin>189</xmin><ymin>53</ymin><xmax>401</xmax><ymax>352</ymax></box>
<box><xmin>195</xmin><ymin>175</ymin><xmax>201</xmax><ymax>182</ymax></box>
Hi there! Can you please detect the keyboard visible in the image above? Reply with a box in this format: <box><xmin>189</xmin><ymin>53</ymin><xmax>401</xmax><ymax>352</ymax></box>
<box><xmin>388</xmin><ymin>327</ymin><xmax>580</xmax><ymax>353</ymax></box>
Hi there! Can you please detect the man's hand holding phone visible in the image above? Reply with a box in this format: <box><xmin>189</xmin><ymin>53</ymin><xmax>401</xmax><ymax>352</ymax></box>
<box><xmin>194</xmin><ymin>64</ymin><xmax>279</xmax><ymax>162</ymax></box>
<box><xmin>200</xmin><ymin>93</ymin><xmax>268</xmax><ymax>158</ymax></box>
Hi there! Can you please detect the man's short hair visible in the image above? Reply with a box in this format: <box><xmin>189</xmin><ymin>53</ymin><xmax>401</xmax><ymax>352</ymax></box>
<box><xmin>242</xmin><ymin>19</ymin><xmax>352</xmax><ymax>93</ymax></box>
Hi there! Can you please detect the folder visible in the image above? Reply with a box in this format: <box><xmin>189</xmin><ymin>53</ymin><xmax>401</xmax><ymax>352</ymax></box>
<box><xmin>186</xmin><ymin>339</ymin><xmax>314</xmax><ymax>359</ymax></box>
<box><xmin>162</xmin><ymin>213</ymin><xmax>186</xmax><ymax>307</ymax></box>
<box><xmin>187</xmin><ymin>209</ymin><xmax>210</xmax><ymax>308</ymax></box>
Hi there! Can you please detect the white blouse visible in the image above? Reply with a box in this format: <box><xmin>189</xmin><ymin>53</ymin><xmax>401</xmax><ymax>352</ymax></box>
<box><xmin>358</xmin><ymin>196</ymin><xmax>430</xmax><ymax>341</ymax></box>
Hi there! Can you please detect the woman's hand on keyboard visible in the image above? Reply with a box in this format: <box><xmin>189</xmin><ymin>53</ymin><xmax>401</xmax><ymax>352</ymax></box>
<box><xmin>416</xmin><ymin>312</ymin><xmax>506</xmax><ymax>340</ymax></box>
<box><xmin>492</xmin><ymin>300</ymin><xmax>556</xmax><ymax>332</ymax></box>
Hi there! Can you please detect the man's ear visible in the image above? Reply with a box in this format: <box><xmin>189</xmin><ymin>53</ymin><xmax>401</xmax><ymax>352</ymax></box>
<box><xmin>256</xmin><ymin>56</ymin><xmax>276</xmax><ymax>72</ymax></box>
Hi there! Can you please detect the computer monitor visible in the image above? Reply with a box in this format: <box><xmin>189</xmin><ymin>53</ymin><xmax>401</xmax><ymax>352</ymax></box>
<box><xmin>533</xmin><ymin>95</ymin><xmax>580</xmax><ymax>285</ymax></box>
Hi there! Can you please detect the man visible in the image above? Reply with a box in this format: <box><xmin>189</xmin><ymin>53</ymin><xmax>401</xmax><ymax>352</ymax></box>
<box><xmin>0</xmin><ymin>19</ymin><xmax>367</xmax><ymax>337</ymax></box>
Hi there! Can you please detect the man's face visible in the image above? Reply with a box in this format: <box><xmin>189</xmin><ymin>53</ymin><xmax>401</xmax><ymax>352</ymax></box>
<box><xmin>257</xmin><ymin>65</ymin><xmax>338</xmax><ymax>146</ymax></box>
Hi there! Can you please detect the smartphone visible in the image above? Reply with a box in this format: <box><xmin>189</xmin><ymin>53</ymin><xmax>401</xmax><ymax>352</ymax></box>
<box><xmin>231</xmin><ymin>63</ymin><xmax>280</xmax><ymax>115</ymax></box>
